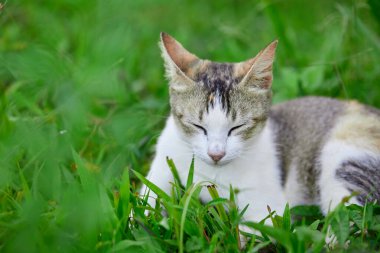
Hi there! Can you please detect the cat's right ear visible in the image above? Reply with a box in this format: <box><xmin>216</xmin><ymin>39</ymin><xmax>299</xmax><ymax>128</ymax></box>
<box><xmin>160</xmin><ymin>32</ymin><xmax>201</xmax><ymax>91</ymax></box>
<box><xmin>235</xmin><ymin>40</ymin><xmax>278</xmax><ymax>91</ymax></box>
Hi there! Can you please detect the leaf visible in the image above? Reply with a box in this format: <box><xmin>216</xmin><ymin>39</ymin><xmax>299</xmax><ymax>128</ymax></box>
<box><xmin>18</xmin><ymin>164</ymin><xmax>31</xmax><ymax>200</ymax></box>
<box><xmin>364</xmin><ymin>203</ymin><xmax>373</xmax><ymax>229</ymax></box>
<box><xmin>368</xmin><ymin>0</ymin><xmax>380</xmax><ymax>25</ymax></box>
<box><xmin>207</xmin><ymin>231</ymin><xmax>223</xmax><ymax>253</ymax></box>
<box><xmin>204</xmin><ymin>198</ymin><xmax>228</xmax><ymax>209</ymax></box>
<box><xmin>295</xmin><ymin>226</ymin><xmax>324</xmax><ymax>243</ymax></box>
<box><xmin>308</xmin><ymin>220</ymin><xmax>320</xmax><ymax>230</ymax></box>
<box><xmin>180</xmin><ymin>182</ymin><xmax>206</xmax><ymax>253</ymax></box>
<box><xmin>206</xmin><ymin>185</ymin><xmax>228</xmax><ymax>222</ymax></box>
<box><xmin>185</xmin><ymin>236</ymin><xmax>203</xmax><ymax>252</ymax></box>
<box><xmin>208</xmin><ymin>207</ymin><xmax>229</xmax><ymax>231</ymax></box>
<box><xmin>330</xmin><ymin>205</ymin><xmax>350</xmax><ymax>246</ymax></box>
<box><xmin>282</xmin><ymin>203</ymin><xmax>291</xmax><ymax>231</ymax></box>
<box><xmin>108</xmin><ymin>240</ymin><xmax>145</xmax><ymax>252</ymax></box>
<box><xmin>249</xmin><ymin>241</ymin><xmax>271</xmax><ymax>253</ymax></box>
<box><xmin>72</xmin><ymin>149</ymin><xmax>96</xmax><ymax>192</ymax></box>
<box><xmin>166</xmin><ymin>157</ymin><xmax>184</xmax><ymax>189</ymax></box>
<box><xmin>291</xmin><ymin>205</ymin><xmax>323</xmax><ymax>223</ymax></box>
<box><xmin>117</xmin><ymin>168</ymin><xmax>131</xmax><ymax>220</ymax></box>
<box><xmin>350</xmin><ymin>209</ymin><xmax>363</xmax><ymax>229</ymax></box>
<box><xmin>229</xmin><ymin>184</ymin><xmax>235</xmax><ymax>203</ymax></box>
<box><xmin>243</xmin><ymin>221</ymin><xmax>292</xmax><ymax>251</ymax></box>
<box><xmin>228</xmin><ymin>184</ymin><xmax>239</xmax><ymax>228</ymax></box>
<box><xmin>238</xmin><ymin>204</ymin><xmax>249</xmax><ymax>220</ymax></box>
<box><xmin>186</xmin><ymin>156</ymin><xmax>194</xmax><ymax>190</ymax></box>
<box><xmin>132</xmin><ymin>169</ymin><xmax>171</xmax><ymax>202</ymax></box>
<box><xmin>267</xmin><ymin>205</ymin><xmax>279</xmax><ymax>228</ymax></box>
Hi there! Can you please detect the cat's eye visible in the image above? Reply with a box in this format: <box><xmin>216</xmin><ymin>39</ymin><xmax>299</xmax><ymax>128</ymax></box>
<box><xmin>228</xmin><ymin>124</ymin><xmax>245</xmax><ymax>136</ymax></box>
<box><xmin>192</xmin><ymin>123</ymin><xmax>207</xmax><ymax>135</ymax></box>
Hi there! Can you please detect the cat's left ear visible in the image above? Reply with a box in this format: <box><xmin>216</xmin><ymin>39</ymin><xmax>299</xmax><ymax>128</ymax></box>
<box><xmin>159</xmin><ymin>32</ymin><xmax>202</xmax><ymax>91</ymax></box>
<box><xmin>236</xmin><ymin>40</ymin><xmax>278</xmax><ymax>91</ymax></box>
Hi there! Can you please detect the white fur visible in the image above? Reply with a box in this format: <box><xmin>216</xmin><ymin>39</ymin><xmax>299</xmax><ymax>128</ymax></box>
<box><xmin>284</xmin><ymin>162</ymin><xmax>314</xmax><ymax>206</ymax></box>
<box><xmin>317</xmin><ymin>140</ymin><xmax>375</xmax><ymax>213</ymax></box>
<box><xmin>144</xmin><ymin>103</ymin><xmax>287</xmax><ymax>222</ymax></box>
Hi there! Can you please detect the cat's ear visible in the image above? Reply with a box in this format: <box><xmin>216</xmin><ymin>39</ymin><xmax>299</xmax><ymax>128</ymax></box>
<box><xmin>236</xmin><ymin>40</ymin><xmax>278</xmax><ymax>91</ymax></box>
<box><xmin>160</xmin><ymin>32</ymin><xmax>201</xmax><ymax>91</ymax></box>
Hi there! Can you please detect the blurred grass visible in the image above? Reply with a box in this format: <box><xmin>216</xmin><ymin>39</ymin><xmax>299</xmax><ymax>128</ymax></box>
<box><xmin>0</xmin><ymin>0</ymin><xmax>380</xmax><ymax>252</ymax></box>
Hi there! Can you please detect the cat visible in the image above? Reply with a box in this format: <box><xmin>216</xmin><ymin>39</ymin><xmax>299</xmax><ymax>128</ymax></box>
<box><xmin>142</xmin><ymin>32</ymin><xmax>380</xmax><ymax>223</ymax></box>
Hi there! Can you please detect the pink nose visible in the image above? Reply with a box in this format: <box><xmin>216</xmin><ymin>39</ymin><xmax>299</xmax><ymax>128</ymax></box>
<box><xmin>208</xmin><ymin>151</ymin><xmax>226</xmax><ymax>162</ymax></box>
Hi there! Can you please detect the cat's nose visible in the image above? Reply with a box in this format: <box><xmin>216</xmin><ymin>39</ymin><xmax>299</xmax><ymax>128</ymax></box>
<box><xmin>208</xmin><ymin>151</ymin><xmax>226</xmax><ymax>162</ymax></box>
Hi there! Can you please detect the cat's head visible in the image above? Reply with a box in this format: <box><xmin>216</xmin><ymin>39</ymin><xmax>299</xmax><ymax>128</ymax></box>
<box><xmin>160</xmin><ymin>32</ymin><xmax>277</xmax><ymax>166</ymax></box>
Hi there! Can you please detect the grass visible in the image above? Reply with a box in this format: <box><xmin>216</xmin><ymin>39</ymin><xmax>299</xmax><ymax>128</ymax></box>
<box><xmin>0</xmin><ymin>0</ymin><xmax>380</xmax><ymax>252</ymax></box>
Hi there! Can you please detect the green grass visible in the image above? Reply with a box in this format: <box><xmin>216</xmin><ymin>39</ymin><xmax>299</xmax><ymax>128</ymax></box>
<box><xmin>1</xmin><ymin>0</ymin><xmax>380</xmax><ymax>252</ymax></box>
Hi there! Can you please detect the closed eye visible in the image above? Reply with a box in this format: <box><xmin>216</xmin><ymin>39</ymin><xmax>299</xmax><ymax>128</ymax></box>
<box><xmin>228</xmin><ymin>124</ymin><xmax>245</xmax><ymax>136</ymax></box>
<box><xmin>191</xmin><ymin>123</ymin><xmax>207</xmax><ymax>135</ymax></box>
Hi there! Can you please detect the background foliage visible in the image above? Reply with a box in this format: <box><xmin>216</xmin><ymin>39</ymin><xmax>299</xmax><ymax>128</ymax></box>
<box><xmin>0</xmin><ymin>0</ymin><xmax>380</xmax><ymax>252</ymax></box>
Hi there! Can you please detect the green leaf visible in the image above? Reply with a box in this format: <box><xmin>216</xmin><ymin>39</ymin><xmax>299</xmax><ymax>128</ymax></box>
<box><xmin>249</xmin><ymin>241</ymin><xmax>271</xmax><ymax>253</ymax></box>
<box><xmin>295</xmin><ymin>226</ymin><xmax>324</xmax><ymax>243</ymax></box>
<box><xmin>330</xmin><ymin>205</ymin><xmax>350</xmax><ymax>246</ymax></box>
<box><xmin>229</xmin><ymin>184</ymin><xmax>235</xmax><ymax>203</ymax></box>
<box><xmin>267</xmin><ymin>205</ymin><xmax>279</xmax><ymax>228</ymax></box>
<box><xmin>350</xmin><ymin>209</ymin><xmax>363</xmax><ymax>229</ymax></box>
<box><xmin>186</xmin><ymin>156</ymin><xmax>194</xmax><ymax>190</ymax></box>
<box><xmin>308</xmin><ymin>220</ymin><xmax>320</xmax><ymax>230</ymax></box>
<box><xmin>206</xmin><ymin>185</ymin><xmax>228</xmax><ymax>222</ymax></box>
<box><xmin>109</xmin><ymin>239</ymin><xmax>145</xmax><ymax>252</ymax></box>
<box><xmin>166</xmin><ymin>157</ymin><xmax>184</xmax><ymax>189</ymax></box>
<box><xmin>207</xmin><ymin>231</ymin><xmax>223</xmax><ymax>253</ymax></box>
<box><xmin>72</xmin><ymin>149</ymin><xmax>96</xmax><ymax>192</ymax></box>
<box><xmin>117</xmin><ymin>168</ymin><xmax>131</xmax><ymax>221</ymax></box>
<box><xmin>238</xmin><ymin>204</ymin><xmax>249</xmax><ymax>219</ymax></box>
<box><xmin>208</xmin><ymin>207</ymin><xmax>229</xmax><ymax>231</ymax></box>
<box><xmin>185</xmin><ymin>236</ymin><xmax>203</xmax><ymax>252</ymax></box>
<box><xmin>132</xmin><ymin>169</ymin><xmax>171</xmax><ymax>202</ymax></box>
<box><xmin>282</xmin><ymin>203</ymin><xmax>291</xmax><ymax>231</ymax></box>
<box><xmin>204</xmin><ymin>197</ymin><xmax>228</xmax><ymax>209</ymax></box>
<box><xmin>180</xmin><ymin>182</ymin><xmax>206</xmax><ymax>253</ymax></box>
<box><xmin>243</xmin><ymin>221</ymin><xmax>292</xmax><ymax>251</ymax></box>
<box><xmin>368</xmin><ymin>0</ymin><xmax>380</xmax><ymax>25</ymax></box>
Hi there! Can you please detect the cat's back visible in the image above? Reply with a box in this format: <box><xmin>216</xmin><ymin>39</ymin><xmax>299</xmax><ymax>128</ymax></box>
<box><xmin>269</xmin><ymin>96</ymin><xmax>380</xmax><ymax>204</ymax></box>
<box><xmin>270</xmin><ymin>96</ymin><xmax>346</xmax><ymax>147</ymax></box>
<box><xmin>269</xmin><ymin>96</ymin><xmax>380</xmax><ymax>151</ymax></box>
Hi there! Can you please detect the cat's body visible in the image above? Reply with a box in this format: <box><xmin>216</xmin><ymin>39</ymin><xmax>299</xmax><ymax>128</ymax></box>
<box><xmin>143</xmin><ymin>33</ymin><xmax>380</xmax><ymax>222</ymax></box>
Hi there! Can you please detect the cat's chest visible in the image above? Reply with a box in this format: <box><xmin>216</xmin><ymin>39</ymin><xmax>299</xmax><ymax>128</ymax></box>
<box><xmin>191</xmin><ymin>145</ymin><xmax>278</xmax><ymax>187</ymax></box>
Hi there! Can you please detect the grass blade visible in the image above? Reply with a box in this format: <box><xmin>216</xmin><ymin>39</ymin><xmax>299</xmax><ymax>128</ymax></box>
<box><xmin>243</xmin><ymin>221</ymin><xmax>292</xmax><ymax>252</ymax></box>
<box><xmin>283</xmin><ymin>203</ymin><xmax>291</xmax><ymax>231</ymax></box>
<box><xmin>207</xmin><ymin>185</ymin><xmax>228</xmax><ymax>223</ymax></box>
<box><xmin>132</xmin><ymin>169</ymin><xmax>171</xmax><ymax>202</ymax></box>
<box><xmin>179</xmin><ymin>182</ymin><xmax>205</xmax><ymax>253</ymax></box>
<box><xmin>166</xmin><ymin>157</ymin><xmax>184</xmax><ymax>189</ymax></box>
<box><xmin>330</xmin><ymin>205</ymin><xmax>349</xmax><ymax>246</ymax></box>
<box><xmin>185</xmin><ymin>156</ymin><xmax>194</xmax><ymax>190</ymax></box>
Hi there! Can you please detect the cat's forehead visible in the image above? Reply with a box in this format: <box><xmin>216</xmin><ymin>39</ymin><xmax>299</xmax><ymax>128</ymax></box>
<box><xmin>193</xmin><ymin>62</ymin><xmax>243</xmax><ymax>113</ymax></box>
<box><xmin>194</xmin><ymin>62</ymin><xmax>242</xmax><ymax>89</ymax></box>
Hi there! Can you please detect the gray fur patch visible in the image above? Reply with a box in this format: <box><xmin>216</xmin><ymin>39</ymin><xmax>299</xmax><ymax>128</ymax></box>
<box><xmin>170</xmin><ymin>85</ymin><xmax>208</xmax><ymax>136</ymax></box>
<box><xmin>269</xmin><ymin>97</ymin><xmax>345</xmax><ymax>202</ymax></box>
<box><xmin>336</xmin><ymin>157</ymin><xmax>380</xmax><ymax>204</ymax></box>
<box><xmin>195</xmin><ymin>63</ymin><xmax>242</xmax><ymax>113</ymax></box>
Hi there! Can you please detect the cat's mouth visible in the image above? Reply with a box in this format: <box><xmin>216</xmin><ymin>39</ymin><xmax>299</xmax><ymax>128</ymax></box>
<box><xmin>193</xmin><ymin>150</ymin><xmax>235</xmax><ymax>166</ymax></box>
<box><xmin>200</xmin><ymin>156</ymin><xmax>233</xmax><ymax>166</ymax></box>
